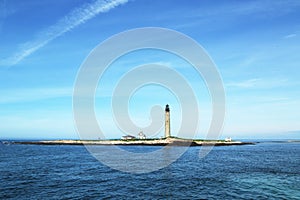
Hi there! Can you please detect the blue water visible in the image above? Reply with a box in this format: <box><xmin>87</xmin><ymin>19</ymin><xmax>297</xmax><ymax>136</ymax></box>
<box><xmin>0</xmin><ymin>142</ymin><xmax>299</xmax><ymax>199</ymax></box>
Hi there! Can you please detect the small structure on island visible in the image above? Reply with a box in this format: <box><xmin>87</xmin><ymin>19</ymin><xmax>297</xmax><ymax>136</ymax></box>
<box><xmin>122</xmin><ymin>104</ymin><xmax>171</xmax><ymax>140</ymax></box>
<box><xmin>165</xmin><ymin>104</ymin><xmax>171</xmax><ymax>138</ymax></box>
<box><xmin>138</xmin><ymin>131</ymin><xmax>146</xmax><ymax>139</ymax></box>
<box><xmin>122</xmin><ymin>135</ymin><xmax>136</xmax><ymax>140</ymax></box>
<box><xmin>225</xmin><ymin>137</ymin><xmax>232</xmax><ymax>142</ymax></box>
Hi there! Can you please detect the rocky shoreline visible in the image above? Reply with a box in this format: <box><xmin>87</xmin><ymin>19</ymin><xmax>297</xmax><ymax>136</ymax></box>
<box><xmin>11</xmin><ymin>138</ymin><xmax>255</xmax><ymax>146</ymax></box>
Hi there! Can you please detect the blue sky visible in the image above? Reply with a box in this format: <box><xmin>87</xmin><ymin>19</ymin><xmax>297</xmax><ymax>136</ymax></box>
<box><xmin>0</xmin><ymin>0</ymin><xmax>299</xmax><ymax>139</ymax></box>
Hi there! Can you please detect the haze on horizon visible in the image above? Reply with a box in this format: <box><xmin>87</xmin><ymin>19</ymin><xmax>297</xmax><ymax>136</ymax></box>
<box><xmin>0</xmin><ymin>0</ymin><xmax>299</xmax><ymax>140</ymax></box>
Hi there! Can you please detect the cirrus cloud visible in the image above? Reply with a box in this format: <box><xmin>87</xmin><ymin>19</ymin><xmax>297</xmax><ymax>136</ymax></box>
<box><xmin>0</xmin><ymin>0</ymin><xmax>128</xmax><ymax>67</ymax></box>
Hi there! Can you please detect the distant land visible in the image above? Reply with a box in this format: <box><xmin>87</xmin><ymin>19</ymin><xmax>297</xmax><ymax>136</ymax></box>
<box><xmin>9</xmin><ymin>137</ymin><xmax>255</xmax><ymax>146</ymax></box>
<box><xmin>5</xmin><ymin>105</ymin><xmax>256</xmax><ymax>146</ymax></box>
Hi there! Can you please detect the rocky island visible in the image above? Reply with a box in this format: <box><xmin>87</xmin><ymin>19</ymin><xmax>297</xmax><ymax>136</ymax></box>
<box><xmin>12</xmin><ymin>137</ymin><xmax>254</xmax><ymax>146</ymax></box>
<box><xmin>11</xmin><ymin>105</ymin><xmax>254</xmax><ymax>146</ymax></box>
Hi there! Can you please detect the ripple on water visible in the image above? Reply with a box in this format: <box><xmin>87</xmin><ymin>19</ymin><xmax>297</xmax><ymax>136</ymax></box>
<box><xmin>0</xmin><ymin>143</ymin><xmax>299</xmax><ymax>199</ymax></box>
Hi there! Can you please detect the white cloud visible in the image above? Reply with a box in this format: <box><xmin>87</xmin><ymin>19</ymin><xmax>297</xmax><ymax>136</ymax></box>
<box><xmin>226</xmin><ymin>78</ymin><xmax>290</xmax><ymax>89</ymax></box>
<box><xmin>1</xmin><ymin>0</ymin><xmax>128</xmax><ymax>66</ymax></box>
<box><xmin>284</xmin><ymin>33</ymin><xmax>297</xmax><ymax>39</ymax></box>
<box><xmin>169</xmin><ymin>1</ymin><xmax>300</xmax><ymax>31</ymax></box>
<box><xmin>226</xmin><ymin>78</ymin><xmax>260</xmax><ymax>88</ymax></box>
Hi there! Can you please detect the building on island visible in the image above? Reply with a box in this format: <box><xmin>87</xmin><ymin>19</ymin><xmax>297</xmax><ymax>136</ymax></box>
<box><xmin>121</xmin><ymin>104</ymin><xmax>171</xmax><ymax>140</ymax></box>
<box><xmin>138</xmin><ymin>131</ymin><xmax>146</xmax><ymax>139</ymax></box>
<box><xmin>165</xmin><ymin>104</ymin><xmax>171</xmax><ymax>138</ymax></box>
<box><xmin>122</xmin><ymin>135</ymin><xmax>136</xmax><ymax>140</ymax></box>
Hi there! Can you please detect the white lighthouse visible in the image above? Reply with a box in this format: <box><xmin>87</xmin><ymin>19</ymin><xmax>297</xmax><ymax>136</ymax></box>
<box><xmin>165</xmin><ymin>104</ymin><xmax>171</xmax><ymax>138</ymax></box>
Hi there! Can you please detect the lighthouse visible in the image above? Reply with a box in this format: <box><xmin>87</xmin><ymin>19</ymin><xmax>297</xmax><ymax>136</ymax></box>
<box><xmin>165</xmin><ymin>104</ymin><xmax>171</xmax><ymax>138</ymax></box>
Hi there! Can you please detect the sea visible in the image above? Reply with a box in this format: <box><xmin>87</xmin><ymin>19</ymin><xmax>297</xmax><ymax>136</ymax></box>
<box><xmin>0</xmin><ymin>141</ymin><xmax>299</xmax><ymax>199</ymax></box>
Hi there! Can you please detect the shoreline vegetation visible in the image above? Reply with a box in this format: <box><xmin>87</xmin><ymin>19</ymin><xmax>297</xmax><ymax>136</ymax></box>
<box><xmin>8</xmin><ymin>137</ymin><xmax>255</xmax><ymax>146</ymax></box>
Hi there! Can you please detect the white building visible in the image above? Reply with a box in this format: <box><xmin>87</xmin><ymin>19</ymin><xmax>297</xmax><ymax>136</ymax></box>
<box><xmin>138</xmin><ymin>131</ymin><xmax>146</xmax><ymax>139</ymax></box>
<box><xmin>122</xmin><ymin>135</ymin><xmax>136</xmax><ymax>140</ymax></box>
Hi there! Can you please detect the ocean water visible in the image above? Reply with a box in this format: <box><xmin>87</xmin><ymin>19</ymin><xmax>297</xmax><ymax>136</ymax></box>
<box><xmin>0</xmin><ymin>142</ymin><xmax>299</xmax><ymax>199</ymax></box>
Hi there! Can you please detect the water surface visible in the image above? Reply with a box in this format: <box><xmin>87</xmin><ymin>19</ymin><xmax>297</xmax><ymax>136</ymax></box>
<box><xmin>0</xmin><ymin>142</ymin><xmax>299</xmax><ymax>199</ymax></box>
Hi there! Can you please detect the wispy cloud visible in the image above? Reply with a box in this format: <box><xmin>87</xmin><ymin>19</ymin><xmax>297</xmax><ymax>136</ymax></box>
<box><xmin>284</xmin><ymin>33</ymin><xmax>297</xmax><ymax>39</ymax></box>
<box><xmin>226</xmin><ymin>78</ymin><xmax>260</xmax><ymax>88</ymax></box>
<box><xmin>226</xmin><ymin>78</ymin><xmax>291</xmax><ymax>89</ymax></box>
<box><xmin>1</xmin><ymin>0</ymin><xmax>128</xmax><ymax>66</ymax></box>
<box><xmin>169</xmin><ymin>1</ymin><xmax>300</xmax><ymax>30</ymax></box>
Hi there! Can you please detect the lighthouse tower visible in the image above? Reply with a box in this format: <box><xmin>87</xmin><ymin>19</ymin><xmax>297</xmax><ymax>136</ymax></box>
<box><xmin>165</xmin><ymin>104</ymin><xmax>171</xmax><ymax>138</ymax></box>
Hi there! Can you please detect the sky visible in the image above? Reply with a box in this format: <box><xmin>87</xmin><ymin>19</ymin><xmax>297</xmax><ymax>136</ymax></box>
<box><xmin>0</xmin><ymin>0</ymin><xmax>299</xmax><ymax>140</ymax></box>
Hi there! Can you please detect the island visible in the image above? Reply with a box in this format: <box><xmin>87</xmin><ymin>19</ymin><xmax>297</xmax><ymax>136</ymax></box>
<box><xmin>12</xmin><ymin>137</ymin><xmax>254</xmax><ymax>146</ymax></box>
<box><xmin>8</xmin><ymin>105</ymin><xmax>255</xmax><ymax>146</ymax></box>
